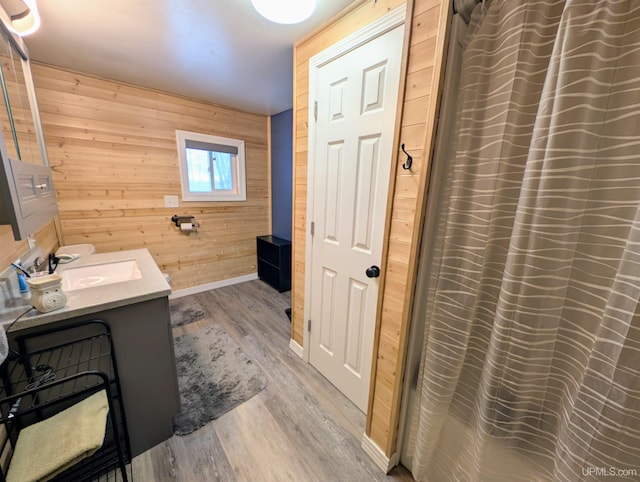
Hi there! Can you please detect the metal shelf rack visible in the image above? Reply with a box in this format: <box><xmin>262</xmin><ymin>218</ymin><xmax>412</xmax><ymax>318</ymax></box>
<box><xmin>0</xmin><ymin>320</ymin><xmax>131</xmax><ymax>481</ymax></box>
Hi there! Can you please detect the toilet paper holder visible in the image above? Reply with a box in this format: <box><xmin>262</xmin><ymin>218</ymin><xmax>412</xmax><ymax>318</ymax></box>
<box><xmin>171</xmin><ymin>215</ymin><xmax>199</xmax><ymax>233</ymax></box>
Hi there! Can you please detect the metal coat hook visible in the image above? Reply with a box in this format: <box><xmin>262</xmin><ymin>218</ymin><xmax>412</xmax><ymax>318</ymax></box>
<box><xmin>401</xmin><ymin>143</ymin><xmax>413</xmax><ymax>170</ymax></box>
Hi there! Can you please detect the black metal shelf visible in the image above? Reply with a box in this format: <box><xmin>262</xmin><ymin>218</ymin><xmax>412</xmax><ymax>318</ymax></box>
<box><xmin>0</xmin><ymin>321</ymin><xmax>130</xmax><ymax>481</ymax></box>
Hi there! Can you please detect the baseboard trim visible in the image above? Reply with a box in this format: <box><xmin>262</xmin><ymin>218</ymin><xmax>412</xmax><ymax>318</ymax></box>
<box><xmin>169</xmin><ymin>273</ymin><xmax>259</xmax><ymax>299</ymax></box>
<box><xmin>289</xmin><ymin>339</ymin><xmax>304</xmax><ymax>358</ymax></box>
<box><xmin>361</xmin><ymin>434</ymin><xmax>399</xmax><ymax>474</ymax></box>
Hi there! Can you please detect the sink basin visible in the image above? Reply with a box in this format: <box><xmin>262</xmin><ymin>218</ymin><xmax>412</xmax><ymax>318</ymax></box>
<box><xmin>62</xmin><ymin>259</ymin><xmax>142</xmax><ymax>291</ymax></box>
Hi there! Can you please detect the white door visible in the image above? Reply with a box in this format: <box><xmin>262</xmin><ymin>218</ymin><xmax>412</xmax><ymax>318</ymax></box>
<box><xmin>307</xmin><ymin>24</ymin><xmax>404</xmax><ymax>412</ymax></box>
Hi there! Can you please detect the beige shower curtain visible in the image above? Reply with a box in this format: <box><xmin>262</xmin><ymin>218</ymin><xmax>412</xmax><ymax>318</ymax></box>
<box><xmin>410</xmin><ymin>0</ymin><xmax>640</xmax><ymax>480</ymax></box>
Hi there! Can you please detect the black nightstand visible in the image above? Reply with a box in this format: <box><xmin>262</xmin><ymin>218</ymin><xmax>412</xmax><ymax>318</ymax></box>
<box><xmin>256</xmin><ymin>235</ymin><xmax>291</xmax><ymax>292</ymax></box>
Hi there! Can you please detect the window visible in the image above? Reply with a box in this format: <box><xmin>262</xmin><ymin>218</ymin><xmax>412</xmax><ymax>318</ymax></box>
<box><xmin>176</xmin><ymin>130</ymin><xmax>246</xmax><ymax>201</ymax></box>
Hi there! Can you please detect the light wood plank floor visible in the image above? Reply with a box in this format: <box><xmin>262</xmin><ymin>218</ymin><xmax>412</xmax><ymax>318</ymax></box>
<box><xmin>131</xmin><ymin>280</ymin><xmax>414</xmax><ymax>481</ymax></box>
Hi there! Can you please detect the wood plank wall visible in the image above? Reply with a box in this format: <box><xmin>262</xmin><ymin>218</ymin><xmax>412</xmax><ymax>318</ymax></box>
<box><xmin>0</xmin><ymin>221</ymin><xmax>59</xmax><ymax>271</ymax></box>
<box><xmin>292</xmin><ymin>0</ymin><xmax>448</xmax><ymax>459</ymax></box>
<box><xmin>30</xmin><ymin>64</ymin><xmax>270</xmax><ymax>291</ymax></box>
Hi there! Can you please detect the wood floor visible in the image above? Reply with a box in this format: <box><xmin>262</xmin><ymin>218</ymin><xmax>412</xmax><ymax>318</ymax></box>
<box><xmin>130</xmin><ymin>280</ymin><xmax>414</xmax><ymax>481</ymax></box>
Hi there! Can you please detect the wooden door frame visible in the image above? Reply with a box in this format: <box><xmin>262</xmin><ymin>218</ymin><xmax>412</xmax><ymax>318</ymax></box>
<box><xmin>396</xmin><ymin>11</ymin><xmax>466</xmax><ymax>469</ymax></box>
<box><xmin>303</xmin><ymin>4</ymin><xmax>408</xmax><ymax>363</ymax></box>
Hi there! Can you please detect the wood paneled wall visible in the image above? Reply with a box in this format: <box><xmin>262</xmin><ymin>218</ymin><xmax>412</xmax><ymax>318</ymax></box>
<box><xmin>31</xmin><ymin>65</ymin><xmax>270</xmax><ymax>290</ymax></box>
<box><xmin>0</xmin><ymin>221</ymin><xmax>59</xmax><ymax>271</ymax></box>
<box><xmin>292</xmin><ymin>0</ymin><xmax>449</xmax><ymax>459</ymax></box>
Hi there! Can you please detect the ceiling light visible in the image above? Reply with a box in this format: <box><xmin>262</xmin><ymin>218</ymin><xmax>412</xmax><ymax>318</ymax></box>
<box><xmin>7</xmin><ymin>0</ymin><xmax>40</xmax><ymax>36</ymax></box>
<box><xmin>251</xmin><ymin>0</ymin><xmax>316</xmax><ymax>25</ymax></box>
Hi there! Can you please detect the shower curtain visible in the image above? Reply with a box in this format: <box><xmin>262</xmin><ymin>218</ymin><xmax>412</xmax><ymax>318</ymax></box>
<box><xmin>409</xmin><ymin>0</ymin><xmax>640</xmax><ymax>480</ymax></box>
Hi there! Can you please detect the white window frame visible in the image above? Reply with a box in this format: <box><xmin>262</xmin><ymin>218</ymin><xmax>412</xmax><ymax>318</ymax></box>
<box><xmin>176</xmin><ymin>130</ymin><xmax>247</xmax><ymax>202</ymax></box>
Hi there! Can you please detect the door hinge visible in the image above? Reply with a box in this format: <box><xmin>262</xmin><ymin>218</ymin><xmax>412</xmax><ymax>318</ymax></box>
<box><xmin>307</xmin><ymin>319</ymin><xmax>312</xmax><ymax>332</ymax></box>
<box><xmin>310</xmin><ymin>221</ymin><xmax>315</xmax><ymax>236</ymax></box>
<box><xmin>313</xmin><ymin>100</ymin><xmax>318</xmax><ymax>121</ymax></box>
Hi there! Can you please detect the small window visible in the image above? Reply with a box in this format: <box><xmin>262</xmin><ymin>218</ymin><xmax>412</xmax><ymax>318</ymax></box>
<box><xmin>176</xmin><ymin>130</ymin><xmax>246</xmax><ymax>202</ymax></box>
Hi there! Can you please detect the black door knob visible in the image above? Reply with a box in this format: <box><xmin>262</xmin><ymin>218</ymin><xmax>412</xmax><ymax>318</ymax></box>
<box><xmin>365</xmin><ymin>265</ymin><xmax>380</xmax><ymax>278</ymax></box>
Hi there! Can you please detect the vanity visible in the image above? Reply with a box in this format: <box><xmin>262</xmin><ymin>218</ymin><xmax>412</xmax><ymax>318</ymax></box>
<box><xmin>0</xmin><ymin>248</ymin><xmax>180</xmax><ymax>458</ymax></box>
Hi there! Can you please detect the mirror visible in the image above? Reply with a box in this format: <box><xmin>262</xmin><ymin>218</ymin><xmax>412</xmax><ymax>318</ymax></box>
<box><xmin>0</xmin><ymin>16</ymin><xmax>57</xmax><ymax>241</ymax></box>
<box><xmin>0</xmin><ymin>24</ymin><xmax>43</xmax><ymax>165</ymax></box>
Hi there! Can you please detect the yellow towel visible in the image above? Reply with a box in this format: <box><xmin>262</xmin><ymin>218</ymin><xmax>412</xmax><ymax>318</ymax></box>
<box><xmin>6</xmin><ymin>390</ymin><xmax>109</xmax><ymax>482</ymax></box>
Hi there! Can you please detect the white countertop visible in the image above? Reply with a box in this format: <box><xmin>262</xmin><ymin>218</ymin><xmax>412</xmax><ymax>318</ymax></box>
<box><xmin>0</xmin><ymin>248</ymin><xmax>171</xmax><ymax>331</ymax></box>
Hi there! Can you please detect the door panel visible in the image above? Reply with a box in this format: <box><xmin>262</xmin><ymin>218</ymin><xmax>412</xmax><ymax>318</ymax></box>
<box><xmin>319</xmin><ymin>267</ymin><xmax>338</xmax><ymax>354</ymax></box>
<box><xmin>362</xmin><ymin>62</ymin><xmax>388</xmax><ymax>113</ymax></box>
<box><xmin>345</xmin><ymin>278</ymin><xmax>368</xmax><ymax>373</ymax></box>
<box><xmin>330</xmin><ymin>79</ymin><xmax>348</xmax><ymax>120</ymax></box>
<box><xmin>353</xmin><ymin>135</ymin><xmax>380</xmax><ymax>252</ymax></box>
<box><xmin>323</xmin><ymin>142</ymin><xmax>344</xmax><ymax>243</ymax></box>
<box><xmin>308</xmin><ymin>25</ymin><xmax>404</xmax><ymax>412</ymax></box>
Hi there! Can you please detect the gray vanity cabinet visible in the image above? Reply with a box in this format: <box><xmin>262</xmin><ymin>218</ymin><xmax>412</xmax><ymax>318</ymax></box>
<box><xmin>8</xmin><ymin>296</ymin><xmax>181</xmax><ymax>457</ymax></box>
<box><xmin>68</xmin><ymin>297</ymin><xmax>180</xmax><ymax>457</ymax></box>
<box><xmin>0</xmin><ymin>16</ymin><xmax>57</xmax><ymax>240</ymax></box>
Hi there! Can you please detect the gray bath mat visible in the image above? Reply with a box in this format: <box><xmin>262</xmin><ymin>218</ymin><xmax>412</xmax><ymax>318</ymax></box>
<box><xmin>169</xmin><ymin>298</ymin><xmax>206</xmax><ymax>327</ymax></box>
<box><xmin>172</xmin><ymin>325</ymin><xmax>267</xmax><ymax>435</ymax></box>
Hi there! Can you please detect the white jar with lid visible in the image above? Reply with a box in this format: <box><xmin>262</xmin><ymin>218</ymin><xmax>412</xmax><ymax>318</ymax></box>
<box><xmin>26</xmin><ymin>274</ymin><xmax>67</xmax><ymax>313</ymax></box>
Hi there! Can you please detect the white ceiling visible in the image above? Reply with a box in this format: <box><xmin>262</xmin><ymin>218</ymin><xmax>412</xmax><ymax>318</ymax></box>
<box><xmin>17</xmin><ymin>0</ymin><xmax>356</xmax><ymax>115</ymax></box>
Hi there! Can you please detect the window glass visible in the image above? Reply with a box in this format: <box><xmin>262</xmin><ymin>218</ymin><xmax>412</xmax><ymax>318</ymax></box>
<box><xmin>213</xmin><ymin>151</ymin><xmax>233</xmax><ymax>190</ymax></box>
<box><xmin>186</xmin><ymin>148</ymin><xmax>212</xmax><ymax>192</ymax></box>
<box><xmin>176</xmin><ymin>130</ymin><xmax>246</xmax><ymax>202</ymax></box>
